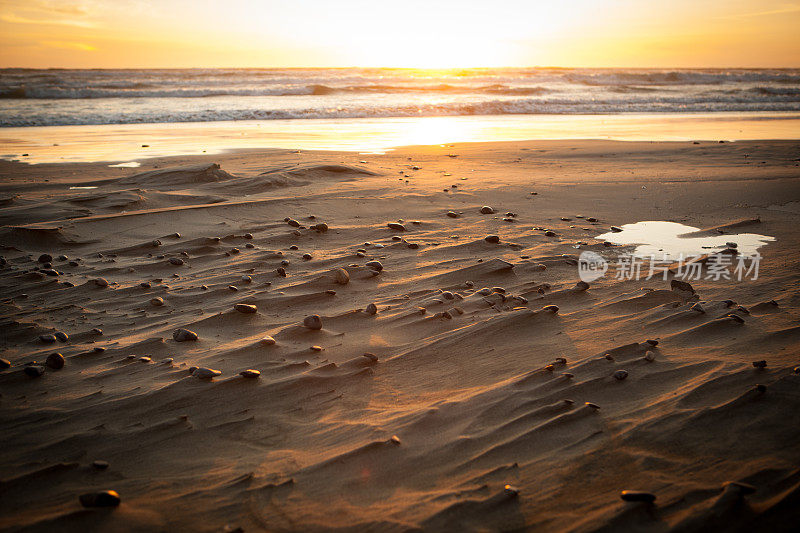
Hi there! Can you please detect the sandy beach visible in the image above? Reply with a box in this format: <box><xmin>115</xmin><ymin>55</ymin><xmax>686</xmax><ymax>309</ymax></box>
<box><xmin>1</xmin><ymin>138</ymin><xmax>799</xmax><ymax>532</ymax></box>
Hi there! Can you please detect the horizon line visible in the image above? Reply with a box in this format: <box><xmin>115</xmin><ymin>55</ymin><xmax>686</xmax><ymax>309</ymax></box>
<box><xmin>2</xmin><ymin>65</ymin><xmax>800</xmax><ymax>70</ymax></box>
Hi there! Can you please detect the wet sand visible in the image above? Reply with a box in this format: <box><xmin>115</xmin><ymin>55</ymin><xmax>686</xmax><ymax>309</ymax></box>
<box><xmin>3</xmin><ymin>112</ymin><xmax>800</xmax><ymax>164</ymax></box>
<box><xmin>1</xmin><ymin>139</ymin><xmax>799</xmax><ymax>532</ymax></box>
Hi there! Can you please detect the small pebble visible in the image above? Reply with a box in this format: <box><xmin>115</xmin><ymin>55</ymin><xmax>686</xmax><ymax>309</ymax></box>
<box><xmin>192</xmin><ymin>367</ymin><xmax>221</xmax><ymax>379</ymax></box>
<box><xmin>365</xmin><ymin>303</ymin><xmax>378</xmax><ymax>315</ymax></box>
<box><xmin>94</xmin><ymin>278</ymin><xmax>109</xmax><ymax>288</ymax></box>
<box><xmin>240</xmin><ymin>369</ymin><xmax>261</xmax><ymax>378</ymax></box>
<box><xmin>620</xmin><ymin>490</ymin><xmax>656</xmax><ymax>503</ymax></box>
<box><xmin>260</xmin><ymin>336</ymin><xmax>276</xmax><ymax>346</ymax></box>
<box><xmin>46</xmin><ymin>352</ymin><xmax>65</xmax><ymax>369</ymax></box>
<box><xmin>54</xmin><ymin>331</ymin><xmax>69</xmax><ymax>342</ymax></box>
<box><xmin>333</xmin><ymin>268</ymin><xmax>350</xmax><ymax>285</ymax></box>
<box><xmin>0</xmin><ymin>358</ymin><xmax>10</xmax><ymax>370</ymax></box>
<box><xmin>366</xmin><ymin>260</ymin><xmax>383</xmax><ymax>272</ymax></box>
<box><xmin>480</xmin><ymin>206</ymin><xmax>495</xmax><ymax>214</ymax></box>
<box><xmin>150</xmin><ymin>297</ymin><xmax>165</xmax><ymax>306</ymax></box>
<box><xmin>234</xmin><ymin>303</ymin><xmax>258</xmax><ymax>314</ymax></box>
<box><xmin>644</xmin><ymin>351</ymin><xmax>655</xmax><ymax>362</ymax></box>
<box><xmin>173</xmin><ymin>328</ymin><xmax>198</xmax><ymax>342</ymax></box>
<box><xmin>484</xmin><ymin>235</ymin><xmax>500</xmax><ymax>244</ymax></box>
<box><xmin>541</xmin><ymin>305</ymin><xmax>559</xmax><ymax>313</ymax></box>
<box><xmin>24</xmin><ymin>365</ymin><xmax>45</xmax><ymax>377</ymax></box>
<box><xmin>752</xmin><ymin>360</ymin><xmax>767</xmax><ymax>369</ymax></box>
<box><xmin>92</xmin><ymin>460</ymin><xmax>110</xmax><ymax>470</ymax></box>
<box><xmin>613</xmin><ymin>369</ymin><xmax>629</xmax><ymax>380</ymax></box>
<box><xmin>39</xmin><ymin>334</ymin><xmax>57</xmax><ymax>343</ymax></box>
<box><xmin>79</xmin><ymin>490</ymin><xmax>121</xmax><ymax>508</ymax></box>
<box><xmin>304</xmin><ymin>315</ymin><xmax>323</xmax><ymax>330</ymax></box>
<box><xmin>169</xmin><ymin>257</ymin><xmax>184</xmax><ymax>266</ymax></box>
<box><xmin>310</xmin><ymin>345</ymin><xmax>323</xmax><ymax>352</ymax></box>
<box><xmin>387</xmin><ymin>222</ymin><xmax>406</xmax><ymax>231</ymax></box>
<box><xmin>670</xmin><ymin>279</ymin><xmax>695</xmax><ymax>295</ymax></box>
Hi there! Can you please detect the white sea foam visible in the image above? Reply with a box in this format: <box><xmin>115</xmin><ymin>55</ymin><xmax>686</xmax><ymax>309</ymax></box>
<box><xmin>1</xmin><ymin>68</ymin><xmax>798</xmax><ymax>127</ymax></box>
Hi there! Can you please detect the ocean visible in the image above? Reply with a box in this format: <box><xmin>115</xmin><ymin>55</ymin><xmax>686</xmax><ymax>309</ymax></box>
<box><xmin>1</xmin><ymin>68</ymin><xmax>799</xmax><ymax>127</ymax></box>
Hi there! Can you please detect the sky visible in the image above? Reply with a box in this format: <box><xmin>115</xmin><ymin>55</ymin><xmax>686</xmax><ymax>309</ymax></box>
<box><xmin>0</xmin><ymin>0</ymin><xmax>799</xmax><ymax>68</ymax></box>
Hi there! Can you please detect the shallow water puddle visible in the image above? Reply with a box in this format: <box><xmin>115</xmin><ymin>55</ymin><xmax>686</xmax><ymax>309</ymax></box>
<box><xmin>108</xmin><ymin>161</ymin><xmax>141</xmax><ymax>168</ymax></box>
<box><xmin>68</xmin><ymin>186</ymin><xmax>98</xmax><ymax>190</ymax></box>
<box><xmin>596</xmin><ymin>221</ymin><xmax>775</xmax><ymax>260</ymax></box>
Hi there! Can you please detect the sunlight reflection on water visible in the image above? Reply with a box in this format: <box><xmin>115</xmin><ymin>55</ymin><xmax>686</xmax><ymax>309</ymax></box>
<box><xmin>596</xmin><ymin>221</ymin><xmax>775</xmax><ymax>260</ymax></box>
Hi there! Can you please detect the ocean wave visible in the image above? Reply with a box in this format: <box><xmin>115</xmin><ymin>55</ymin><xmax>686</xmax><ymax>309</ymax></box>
<box><xmin>567</xmin><ymin>70</ymin><xmax>800</xmax><ymax>86</ymax></box>
<box><xmin>0</xmin><ymin>83</ymin><xmax>553</xmax><ymax>99</ymax></box>
<box><xmin>3</xmin><ymin>97</ymin><xmax>800</xmax><ymax>127</ymax></box>
<box><xmin>1</xmin><ymin>68</ymin><xmax>799</xmax><ymax>127</ymax></box>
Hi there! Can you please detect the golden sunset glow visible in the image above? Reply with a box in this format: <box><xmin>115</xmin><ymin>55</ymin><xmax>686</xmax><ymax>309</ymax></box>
<box><xmin>0</xmin><ymin>0</ymin><xmax>798</xmax><ymax>68</ymax></box>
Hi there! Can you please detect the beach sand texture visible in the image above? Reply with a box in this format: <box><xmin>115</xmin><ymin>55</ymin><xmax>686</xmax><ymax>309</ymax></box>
<box><xmin>1</xmin><ymin>139</ymin><xmax>799</xmax><ymax>532</ymax></box>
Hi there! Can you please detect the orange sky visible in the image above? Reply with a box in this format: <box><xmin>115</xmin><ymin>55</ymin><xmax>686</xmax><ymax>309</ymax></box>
<box><xmin>1</xmin><ymin>0</ymin><xmax>799</xmax><ymax>68</ymax></box>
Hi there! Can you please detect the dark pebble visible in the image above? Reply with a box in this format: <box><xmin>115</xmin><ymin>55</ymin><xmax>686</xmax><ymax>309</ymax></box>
<box><xmin>79</xmin><ymin>490</ymin><xmax>121</xmax><ymax>508</ymax></box>
<box><xmin>620</xmin><ymin>490</ymin><xmax>656</xmax><ymax>503</ymax></box>
<box><xmin>24</xmin><ymin>365</ymin><xmax>45</xmax><ymax>377</ymax></box>
<box><xmin>46</xmin><ymin>352</ymin><xmax>65</xmax><ymax>369</ymax></box>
